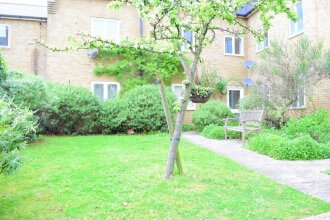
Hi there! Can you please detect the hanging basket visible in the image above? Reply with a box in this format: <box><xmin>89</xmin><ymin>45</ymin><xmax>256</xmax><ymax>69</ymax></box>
<box><xmin>189</xmin><ymin>87</ymin><xmax>215</xmax><ymax>103</ymax></box>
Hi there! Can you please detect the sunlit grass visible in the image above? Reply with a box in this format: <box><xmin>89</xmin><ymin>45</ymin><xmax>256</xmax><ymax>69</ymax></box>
<box><xmin>0</xmin><ymin>134</ymin><xmax>329</xmax><ymax>219</ymax></box>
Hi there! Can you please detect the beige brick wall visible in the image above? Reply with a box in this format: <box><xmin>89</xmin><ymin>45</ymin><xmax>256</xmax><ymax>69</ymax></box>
<box><xmin>45</xmin><ymin>0</ymin><xmax>141</xmax><ymax>89</ymax></box>
<box><xmin>0</xmin><ymin>18</ymin><xmax>47</xmax><ymax>75</ymax></box>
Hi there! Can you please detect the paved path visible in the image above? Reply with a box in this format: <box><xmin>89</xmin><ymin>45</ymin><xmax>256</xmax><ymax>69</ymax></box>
<box><xmin>182</xmin><ymin>132</ymin><xmax>330</xmax><ymax>204</ymax></box>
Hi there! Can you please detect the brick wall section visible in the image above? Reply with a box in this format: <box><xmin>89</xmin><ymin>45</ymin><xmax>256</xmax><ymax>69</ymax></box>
<box><xmin>0</xmin><ymin>19</ymin><xmax>47</xmax><ymax>75</ymax></box>
<box><xmin>246</xmin><ymin>0</ymin><xmax>330</xmax><ymax>115</ymax></box>
<box><xmin>45</xmin><ymin>0</ymin><xmax>141</xmax><ymax>89</ymax></box>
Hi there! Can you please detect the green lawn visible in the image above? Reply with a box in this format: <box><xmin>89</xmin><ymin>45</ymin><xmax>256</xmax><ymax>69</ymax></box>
<box><xmin>1</xmin><ymin>134</ymin><xmax>330</xmax><ymax>219</ymax></box>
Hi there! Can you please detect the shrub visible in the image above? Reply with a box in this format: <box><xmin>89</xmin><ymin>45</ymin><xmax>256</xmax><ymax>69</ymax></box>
<box><xmin>101</xmin><ymin>85</ymin><xmax>176</xmax><ymax>133</ymax></box>
<box><xmin>182</xmin><ymin>124</ymin><xmax>195</xmax><ymax>132</ymax></box>
<box><xmin>201</xmin><ymin>124</ymin><xmax>239</xmax><ymax>139</ymax></box>
<box><xmin>0</xmin><ymin>99</ymin><xmax>37</xmax><ymax>175</ymax></box>
<box><xmin>0</xmin><ymin>71</ymin><xmax>49</xmax><ymax>110</ymax></box>
<box><xmin>283</xmin><ymin>109</ymin><xmax>330</xmax><ymax>143</ymax></box>
<box><xmin>121</xmin><ymin>85</ymin><xmax>176</xmax><ymax>132</ymax></box>
<box><xmin>100</xmin><ymin>99</ymin><xmax>126</xmax><ymax>133</ymax></box>
<box><xmin>247</xmin><ymin>132</ymin><xmax>330</xmax><ymax>160</ymax></box>
<box><xmin>38</xmin><ymin>84</ymin><xmax>101</xmax><ymax>134</ymax></box>
<box><xmin>0</xmin><ymin>52</ymin><xmax>7</xmax><ymax>84</ymax></box>
<box><xmin>192</xmin><ymin>101</ymin><xmax>233</xmax><ymax>131</ymax></box>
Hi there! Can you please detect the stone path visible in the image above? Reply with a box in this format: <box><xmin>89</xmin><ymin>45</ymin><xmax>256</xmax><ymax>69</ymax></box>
<box><xmin>182</xmin><ymin>132</ymin><xmax>330</xmax><ymax>204</ymax></box>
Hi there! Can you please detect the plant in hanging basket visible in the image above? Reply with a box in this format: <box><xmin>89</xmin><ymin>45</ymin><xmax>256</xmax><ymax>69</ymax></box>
<box><xmin>190</xmin><ymin>85</ymin><xmax>215</xmax><ymax>103</ymax></box>
<box><xmin>190</xmin><ymin>63</ymin><xmax>217</xmax><ymax>103</ymax></box>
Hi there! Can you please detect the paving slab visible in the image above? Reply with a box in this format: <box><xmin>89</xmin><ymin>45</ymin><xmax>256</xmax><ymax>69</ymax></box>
<box><xmin>182</xmin><ymin>131</ymin><xmax>330</xmax><ymax>203</ymax></box>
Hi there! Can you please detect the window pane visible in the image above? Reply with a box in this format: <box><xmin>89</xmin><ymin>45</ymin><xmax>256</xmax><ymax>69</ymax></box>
<box><xmin>93</xmin><ymin>84</ymin><xmax>104</xmax><ymax>101</ymax></box>
<box><xmin>297</xmin><ymin>2</ymin><xmax>304</xmax><ymax>32</ymax></box>
<box><xmin>173</xmin><ymin>85</ymin><xmax>183</xmax><ymax>100</ymax></box>
<box><xmin>0</xmin><ymin>26</ymin><xmax>9</xmax><ymax>47</ymax></box>
<box><xmin>264</xmin><ymin>32</ymin><xmax>269</xmax><ymax>47</ymax></box>
<box><xmin>93</xmin><ymin>19</ymin><xmax>105</xmax><ymax>38</ymax></box>
<box><xmin>183</xmin><ymin>30</ymin><xmax>193</xmax><ymax>50</ymax></box>
<box><xmin>225</xmin><ymin>37</ymin><xmax>233</xmax><ymax>54</ymax></box>
<box><xmin>106</xmin><ymin>20</ymin><xmax>119</xmax><ymax>42</ymax></box>
<box><xmin>187</xmin><ymin>101</ymin><xmax>195</xmax><ymax>109</ymax></box>
<box><xmin>229</xmin><ymin>90</ymin><xmax>240</xmax><ymax>109</ymax></box>
<box><xmin>107</xmin><ymin>84</ymin><xmax>118</xmax><ymax>100</ymax></box>
<box><xmin>234</xmin><ymin>37</ymin><xmax>242</xmax><ymax>55</ymax></box>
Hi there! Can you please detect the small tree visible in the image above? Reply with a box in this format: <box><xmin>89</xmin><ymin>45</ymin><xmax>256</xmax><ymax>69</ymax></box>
<box><xmin>36</xmin><ymin>0</ymin><xmax>298</xmax><ymax>179</ymax></box>
<box><xmin>242</xmin><ymin>38</ymin><xmax>330</xmax><ymax>127</ymax></box>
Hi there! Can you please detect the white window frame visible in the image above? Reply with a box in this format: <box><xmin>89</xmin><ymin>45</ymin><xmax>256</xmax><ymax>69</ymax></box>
<box><xmin>227</xmin><ymin>86</ymin><xmax>244</xmax><ymax>113</ymax></box>
<box><xmin>172</xmin><ymin>84</ymin><xmax>196</xmax><ymax>111</ymax></box>
<box><xmin>290</xmin><ymin>89</ymin><xmax>306</xmax><ymax>109</ymax></box>
<box><xmin>182</xmin><ymin>29</ymin><xmax>195</xmax><ymax>52</ymax></box>
<box><xmin>91</xmin><ymin>18</ymin><xmax>120</xmax><ymax>43</ymax></box>
<box><xmin>91</xmin><ymin>81</ymin><xmax>120</xmax><ymax>101</ymax></box>
<box><xmin>256</xmin><ymin>31</ymin><xmax>269</xmax><ymax>52</ymax></box>
<box><xmin>0</xmin><ymin>24</ymin><xmax>10</xmax><ymax>48</ymax></box>
<box><xmin>224</xmin><ymin>35</ymin><xmax>244</xmax><ymax>56</ymax></box>
<box><xmin>289</xmin><ymin>1</ymin><xmax>304</xmax><ymax>38</ymax></box>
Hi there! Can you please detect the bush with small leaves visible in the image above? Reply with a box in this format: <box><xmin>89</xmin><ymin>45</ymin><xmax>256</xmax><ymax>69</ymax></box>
<box><xmin>201</xmin><ymin>124</ymin><xmax>239</xmax><ymax>140</ymax></box>
<box><xmin>38</xmin><ymin>84</ymin><xmax>101</xmax><ymax>134</ymax></box>
<box><xmin>101</xmin><ymin>85</ymin><xmax>176</xmax><ymax>133</ymax></box>
<box><xmin>247</xmin><ymin>132</ymin><xmax>330</xmax><ymax>160</ymax></box>
<box><xmin>0</xmin><ymin>99</ymin><xmax>37</xmax><ymax>175</ymax></box>
<box><xmin>192</xmin><ymin>101</ymin><xmax>233</xmax><ymax>131</ymax></box>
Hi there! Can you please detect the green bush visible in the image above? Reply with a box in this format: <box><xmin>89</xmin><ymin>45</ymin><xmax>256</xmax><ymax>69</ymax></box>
<box><xmin>38</xmin><ymin>84</ymin><xmax>101</xmax><ymax>135</ymax></box>
<box><xmin>182</xmin><ymin>124</ymin><xmax>195</xmax><ymax>132</ymax></box>
<box><xmin>0</xmin><ymin>99</ymin><xmax>37</xmax><ymax>175</ymax></box>
<box><xmin>247</xmin><ymin>132</ymin><xmax>330</xmax><ymax>160</ymax></box>
<box><xmin>100</xmin><ymin>99</ymin><xmax>126</xmax><ymax>133</ymax></box>
<box><xmin>192</xmin><ymin>101</ymin><xmax>233</xmax><ymax>131</ymax></box>
<box><xmin>0</xmin><ymin>52</ymin><xmax>7</xmax><ymax>84</ymax></box>
<box><xmin>0</xmin><ymin>71</ymin><xmax>49</xmax><ymax>110</ymax></box>
<box><xmin>283</xmin><ymin>109</ymin><xmax>330</xmax><ymax>143</ymax></box>
<box><xmin>101</xmin><ymin>85</ymin><xmax>176</xmax><ymax>133</ymax></box>
<box><xmin>201</xmin><ymin>124</ymin><xmax>239</xmax><ymax>139</ymax></box>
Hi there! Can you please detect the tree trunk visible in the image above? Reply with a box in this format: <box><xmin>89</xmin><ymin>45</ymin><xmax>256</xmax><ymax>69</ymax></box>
<box><xmin>157</xmin><ymin>78</ymin><xmax>183</xmax><ymax>174</ymax></box>
<box><xmin>164</xmin><ymin>53</ymin><xmax>201</xmax><ymax>179</ymax></box>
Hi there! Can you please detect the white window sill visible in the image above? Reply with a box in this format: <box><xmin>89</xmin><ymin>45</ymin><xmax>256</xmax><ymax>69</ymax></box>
<box><xmin>0</xmin><ymin>46</ymin><xmax>10</xmax><ymax>49</ymax></box>
<box><xmin>290</xmin><ymin>106</ymin><xmax>306</xmax><ymax>110</ymax></box>
<box><xmin>256</xmin><ymin>46</ymin><xmax>269</xmax><ymax>54</ymax></box>
<box><xmin>224</xmin><ymin>53</ymin><xmax>244</xmax><ymax>57</ymax></box>
<box><xmin>289</xmin><ymin>31</ymin><xmax>304</xmax><ymax>39</ymax></box>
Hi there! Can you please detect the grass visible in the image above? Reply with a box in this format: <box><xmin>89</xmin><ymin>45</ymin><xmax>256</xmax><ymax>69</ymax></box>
<box><xmin>1</xmin><ymin>134</ymin><xmax>330</xmax><ymax>219</ymax></box>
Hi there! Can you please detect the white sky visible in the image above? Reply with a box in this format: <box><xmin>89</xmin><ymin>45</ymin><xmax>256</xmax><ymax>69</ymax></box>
<box><xmin>0</xmin><ymin>0</ymin><xmax>47</xmax><ymax>6</ymax></box>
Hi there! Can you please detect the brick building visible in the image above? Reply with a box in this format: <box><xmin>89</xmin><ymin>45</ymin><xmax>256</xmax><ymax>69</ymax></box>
<box><xmin>0</xmin><ymin>0</ymin><xmax>329</xmax><ymax>123</ymax></box>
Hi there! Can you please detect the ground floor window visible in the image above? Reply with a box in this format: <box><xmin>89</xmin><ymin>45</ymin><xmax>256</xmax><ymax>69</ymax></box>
<box><xmin>172</xmin><ymin>84</ymin><xmax>196</xmax><ymax>110</ymax></box>
<box><xmin>0</xmin><ymin>24</ymin><xmax>10</xmax><ymax>48</ymax></box>
<box><xmin>92</xmin><ymin>82</ymin><xmax>120</xmax><ymax>101</ymax></box>
<box><xmin>227</xmin><ymin>86</ymin><xmax>243</xmax><ymax>113</ymax></box>
<box><xmin>291</xmin><ymin>88</ymin><xmax>305</xmax><ymax>109</ymax></box>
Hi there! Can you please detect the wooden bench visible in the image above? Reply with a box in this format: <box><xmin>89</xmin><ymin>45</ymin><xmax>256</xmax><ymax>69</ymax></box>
<box><xmin>224</xmin><ymin>110</ymin><xmax>264</xmax><ymax>145</ymax></box>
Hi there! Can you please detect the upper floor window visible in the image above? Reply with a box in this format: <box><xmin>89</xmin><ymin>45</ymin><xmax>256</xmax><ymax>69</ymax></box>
<box><xmin>183</xmin><ymin>30</ymin><xmax>194</xmax><ymax>51</ymax></box>
<box><xmin>224</xmin><ymin>36</ymin><xmax>243</xmax><ymax>56</ymax></box>
<box><xmin>0</xmin><ymin>25</ymin><xmax>10</xmax><ymax>48</ymax></box>
<box><xmin>92</xmin><ymin>82</ymin><xmax>120</xmax><ymax>101</ymax></box>
<box><xmin>256</xmin><ymin>32</ymin><xmax>269</xmax><ymax>52</ymax></box>
<box><xmin>91</xmin><ymin>18</ymin><xmax>120</xmax><ymax>43</ymax></box>
<box><xmin>172</xmin><ymin>84</ymin><xmax>196</xmax><ymax>110</ymax></box>
<box><xmin>290</xmin><ymin>2</ymin><xmax>303</xmax><ymax>37</ymax></box>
